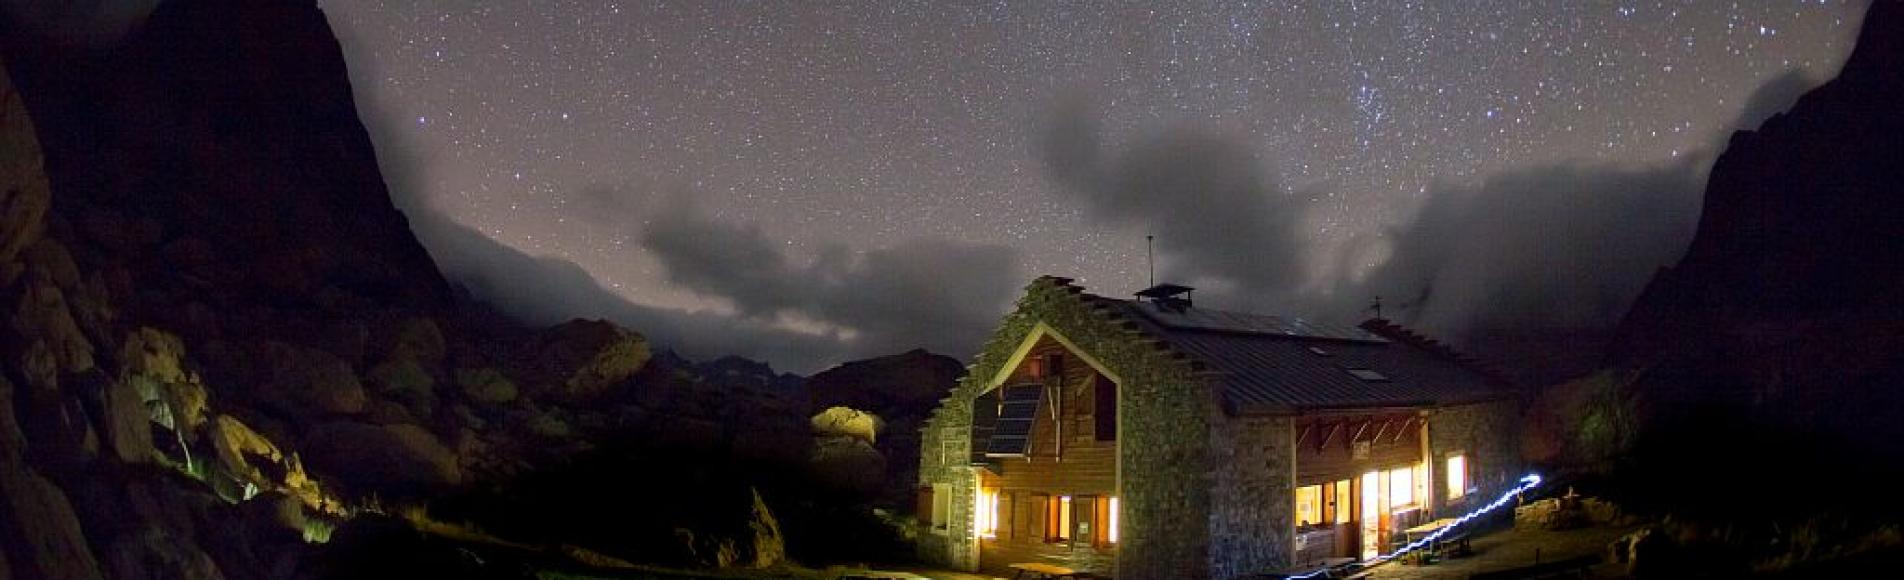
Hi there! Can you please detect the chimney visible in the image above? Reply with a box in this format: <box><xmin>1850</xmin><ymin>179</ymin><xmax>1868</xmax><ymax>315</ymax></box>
<box><xmin>1135</xmin><ymin>283</ymin><xmax>1195</xmax><ymax>313</ymax></box>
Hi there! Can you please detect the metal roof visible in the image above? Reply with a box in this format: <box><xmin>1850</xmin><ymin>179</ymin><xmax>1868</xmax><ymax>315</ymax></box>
<box><xmin>1109</xmin><ymin>298</ymin><xmax>1509</xmax><ymax>413</ymax></box>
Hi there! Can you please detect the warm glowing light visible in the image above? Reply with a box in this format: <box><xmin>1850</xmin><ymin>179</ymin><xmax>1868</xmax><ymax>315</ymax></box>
<box><xmin>1446</xmin><ymin>455</ymin><xmax>1468</xmax><ymax>500</ymax></box>
<box><xmin>1108</xmin><ymin>497</ymin><xmax>1119</xmax><ymax>543</ymax></box>
<box><xmin>1295</xmin><ymin>484</ymin><xmax>1322</xmax><ymax>526</ymax></box>
<box><xmin>975</xmin><ymin>488</ymin><xmax>999</xmax><ymax>538</ymax></box>
<box><xmin>1388</xmin><ymin>466</ymin><xmax>1415</xmax><ymax>508</ymax></box>
<box><xmin>1058</xmin><ymin>496</ymin><xmax>1073</xmax><ymax>540</ymax></box>
<box><xmin>1293</xmin><ymin>473</ymin><xmax>1545</xmax><ymax>579</ymax></box>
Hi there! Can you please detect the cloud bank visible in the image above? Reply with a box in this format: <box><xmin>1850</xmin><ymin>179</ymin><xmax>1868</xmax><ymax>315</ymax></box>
<box><xmin>1040</xmin><ymin>97</ymin><xmax>1722</xmax><ymax>341</ymax></box>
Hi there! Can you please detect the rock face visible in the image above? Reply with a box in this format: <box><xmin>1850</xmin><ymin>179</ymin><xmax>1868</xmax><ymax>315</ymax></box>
<box><xmin>1599</xmin><ymin>1</ymin><xmax>1904</xmax><ymax>518</ymax></box>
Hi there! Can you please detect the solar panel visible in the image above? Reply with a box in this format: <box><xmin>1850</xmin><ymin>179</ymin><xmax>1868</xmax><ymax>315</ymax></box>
<box><xmin>984</xmin><ymin>383</ymin><xmax>1045</xmax><ymax>457</ymax></box>
<box><xmin>1130</xmin><ymin>302</ymin><xmax>1389</xmax><ymax>343</ymax></box>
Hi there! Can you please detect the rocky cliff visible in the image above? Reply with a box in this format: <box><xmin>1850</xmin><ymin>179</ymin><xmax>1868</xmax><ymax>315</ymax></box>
<box><xmin>1611</xmin><ymin>0</ymin><xmax>1904</xmax><ymax>426</ymax></box>
<box><xmin>0</xmin><ymin>0</ymin><xmax>916</xmax><ymax>577</ymax></box>
<box><xmin>1533</xmin><ymin>1</ymin><xmax>1904</xmax><ymax>526</ymax></box>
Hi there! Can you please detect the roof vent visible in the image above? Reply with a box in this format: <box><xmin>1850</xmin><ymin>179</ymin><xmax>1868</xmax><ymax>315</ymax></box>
<box><xmin>1135</xmin><ymin>283</ymin><xmax>1195</xmax><ymax>313</ymax></box>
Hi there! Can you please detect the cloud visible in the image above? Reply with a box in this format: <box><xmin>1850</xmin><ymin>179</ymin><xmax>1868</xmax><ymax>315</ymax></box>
<box><xmin>1351</xmin><ymin>161</ymin><xmax>1706</xmax><ymax>336</ymax></box>
<box><xmin>336</xmin><ymin>19</ymin><xmax>1018</xmax><ymax>373</ymax></box>
<box><xmin>641</xmin><ymin>195</ymin><xmax>1023</xmax><ymax>359</ymax></box>
<box><xmin>1042</xmin><ymin>99</ymin><xmax>1311</xmax><ymax>302</ymax></box>
<box><xmin>1039</xmin><ymin>98</ymin><xmax>1710</xmax><ymax>341</ymax></box>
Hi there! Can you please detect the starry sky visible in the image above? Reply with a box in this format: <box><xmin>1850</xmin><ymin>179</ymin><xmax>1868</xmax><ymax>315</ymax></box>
<box><xmin>321</xmin><ymin>1</ymin><xmax>1866</xmax><ymax>373</ymax></box>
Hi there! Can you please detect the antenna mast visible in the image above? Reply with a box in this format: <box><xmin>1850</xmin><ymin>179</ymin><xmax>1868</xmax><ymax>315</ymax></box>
<box><xmin>1146</xmin><ymin>235</ymin><xmax>1155</xmax><ymax>288</ymax></box>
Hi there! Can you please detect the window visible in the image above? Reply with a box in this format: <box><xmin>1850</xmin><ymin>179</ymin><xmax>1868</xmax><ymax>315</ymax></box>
<box><xmin>1446</xmin><ymin>454</ymin><xmax>1469</xmax><ymax>500</ymax></box>
<box><xmin>1295</xmin><ymin>485</ymin><xmax>1323</xmax><ymax>528</ymax></box>
<box><xmin>1107</xmin><ymin>497</ymin><xmax>1120</xmax><ymax>544</ymax></box>
<box><xmin>1093</xmin><ymin>375</ymin><xmax>1117</xmax><ymax>441</ymax></box>
<box><xmin>1044</xmin><ymin>495</ymin><xmax>1073</xmax><ymax>542</ymax></box>
<box><xmin>1317</xmin><ymin>479</ymin><xmax>1350</xmax><ymax>524</ymax></box>
<box><xmin>975</xmin><ymin>488</ymin><xmax>1000</xmax><ymax>538</ymax></box>
<box><xmin>1388</xmin><ymin>467</ymin><xmax>1415</xmax><ymax>508</ymax></box>
<box><xmin>999</xmin><ymin>492</ymin><xmax>1014</xmax><ymax>539</ymax></box>
<box><xmin>930</xmin><ymin>483</ymin><xmax>951</xmax><ymax>533</ymax></box>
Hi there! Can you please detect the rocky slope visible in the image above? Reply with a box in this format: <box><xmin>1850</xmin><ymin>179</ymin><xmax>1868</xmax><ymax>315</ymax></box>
<box><xmin>0</xmin><ymin>0</ymin><xmax>943</xmax><ymax>577</ymax></box>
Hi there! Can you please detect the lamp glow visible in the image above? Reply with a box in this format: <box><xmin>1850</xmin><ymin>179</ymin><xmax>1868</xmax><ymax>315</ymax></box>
<box><xmin>1290</xmin><ymin>473</ymin><xmax>1543</xmax><ymax>579</ymax></box>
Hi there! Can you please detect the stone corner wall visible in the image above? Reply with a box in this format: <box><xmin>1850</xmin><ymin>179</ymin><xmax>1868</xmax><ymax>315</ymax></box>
<box><xmin>1206</xmin><ymin>413</ymin><xmax>1295</xmax><ymax>579</ymax></box>
<box><xmin>916</xmin><ymin>380</ymin><xmax>978</xmax><ymax>569</ymax></box>
<box><xmin>1428</xmin><ymin>399</ymin><xmax>1522</xmax><ymax>515</ymax></box>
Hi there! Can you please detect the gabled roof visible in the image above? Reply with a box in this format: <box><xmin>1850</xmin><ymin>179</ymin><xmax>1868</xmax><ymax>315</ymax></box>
<box><xmin>1036</xmin><ymin>277</ymin><xmax>1511</xmax><ymax>414</ymax></box>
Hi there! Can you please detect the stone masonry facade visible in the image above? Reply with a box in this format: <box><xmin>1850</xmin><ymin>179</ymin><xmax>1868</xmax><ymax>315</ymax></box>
<box><xmin>1427</xmin><ymin>400</ymin><xmax>1521</xmax><ymax>515</ymax></box>
<box><xmin>918</xmin><ymin>277</ymin><xmax>1220</xmax><ymax>578</ymax></box>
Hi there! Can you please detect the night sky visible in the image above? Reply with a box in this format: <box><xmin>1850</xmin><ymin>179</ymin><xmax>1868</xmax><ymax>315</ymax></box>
<box><xmin>321</xmin><ymin>1</ymin><xmax>1866</xmax><ymax>372</ymax></box>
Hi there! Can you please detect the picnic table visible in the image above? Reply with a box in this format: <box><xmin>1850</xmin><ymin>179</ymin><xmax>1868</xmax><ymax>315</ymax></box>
<box><xmin>1007</xmin><ymin>562</ymin><xmax>1108</xmax><ymax>579</ymax></box>
<box><xmin>1401</xmin><ymin>518</ymin><xmax>1472</xmax><ymax>563</ymax></box>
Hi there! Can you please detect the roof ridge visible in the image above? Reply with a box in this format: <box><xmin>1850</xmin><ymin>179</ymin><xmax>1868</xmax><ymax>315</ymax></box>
<box><xmin>1356</xmin><ymin>319</ymin><xmax>1517</xmax><ymax>388</ymax></box>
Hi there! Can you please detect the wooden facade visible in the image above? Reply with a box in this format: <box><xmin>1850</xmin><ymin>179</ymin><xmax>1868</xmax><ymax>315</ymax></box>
<box><xmin>974</xmin><ymin>336</ymin><xmax>1119</xmax><ymax>575</ymax></box>
<box><xmin>1289</xmin><ymin>411</ymin><xmax>1432</xmax><ymax>565</ymax></box>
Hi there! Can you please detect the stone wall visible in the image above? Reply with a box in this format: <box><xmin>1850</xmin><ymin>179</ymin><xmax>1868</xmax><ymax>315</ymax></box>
<box><xmin>1427</xmin><ymin>400</ymin><xmax>1520</xmax><ymax>514</ymax></box>
<box><xmin>1207</xmin><ymin>414</ymin><xmax>1295</xmax><ymax>578</ymax></box>
<box><xmin>917</xmin><ymin>278</ymin><xmax>1217</xmax><ymax>577</ymax></box>
<box><xmin>915</xmin><ymin>398</ymin><xmax>978</xmax><ymax>569</ymax></box>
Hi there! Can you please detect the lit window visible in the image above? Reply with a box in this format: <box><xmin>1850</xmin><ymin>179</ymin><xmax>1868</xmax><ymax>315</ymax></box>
<box><xmin>975</xmin><ymin>488</ymin><xmax>999</xmax><ymax>538</ymax></box>
<box><xmin>1388</xmin><ymin>467</ymin><xmax>1415</xmax><ymax>508</ymax></box>
<box><xmin>1332</xmin><ymin>479</ymin><xmax>1351</xmax><ymax>524</ymax></box>
<box><xmin>1447</xmin><ymin>455</ymin><xmax>1468</xmax><ymax>500</ymax></box>
<box><xmin>1294</xmin><ymin>485</ymin><xmax>1322</xmax><ymax>528</ymax></box>
<box><xmin>1108</xmin><ymin>497</ymin><xmax>1119</xmax><ymax>543</ymax></box>
<box><xmin>1059</xmin><ymin>496</ymin><xmax>1073</xmax><ymax>540</ymax></box>
<box><xmin>1043</xmin><ymin>495</ymin><xmax>1073</xmax><ymax>543</ymax></box>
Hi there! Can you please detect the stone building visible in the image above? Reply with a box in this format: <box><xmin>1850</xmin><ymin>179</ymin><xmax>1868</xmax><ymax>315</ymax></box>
<box><xmin>916</xmin><ymin>277</ymin><xmax>1519</xmax><ymax>579</ymax></box>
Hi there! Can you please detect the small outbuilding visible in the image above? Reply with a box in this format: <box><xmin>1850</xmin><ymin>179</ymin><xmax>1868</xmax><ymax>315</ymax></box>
<box><xmin>916</xmin><ymin>277</ymin><xmax>1520</xmax><ymax>579</ymax></box>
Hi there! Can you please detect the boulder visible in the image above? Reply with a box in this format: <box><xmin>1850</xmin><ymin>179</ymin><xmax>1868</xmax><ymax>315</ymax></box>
<box><xmin>367</xmin><ymin>358</ymin><xmax>435</xmax><ymax>418</ymax></box>
<box><xmin>12</xmin><ymin>274</ymin><xmax>96</xmax><ymax>379</ymax></box>
<box><xmin>304</xmin><ymin>421</ymin><xmax>462</xmax><ymax>491</ymax></box>
<box><xmin>0</xmin><ymin>464</ymin><xmax>105</xmax><ymax>580</ymax></box>
<box><xmin>810</xmin><ymin>406</ymin><xmax>883</xmax><ymax>444</ymax></box>
<box><xmin>523</xmin><ymin>319</ymin><xmax>650</xmax><ymax>401</ymax></box>
<box><xmin>101</xmin><ymin>528</ymin><xmax>226</xmax><ymax>580</ymax></box>
<box><xmin>0</xmin><ymin>59</ymin><xmax>50</xmax><ymax>278</ymax></box>
<box><xmin>0</xmin><ymin>375</ymin><xmax>22</xmax><ymax>461</ymax></box>
<box><xmin>386</xmin><ymin>317</ymin><xmax>446</xmax><ymax>363</ymax></box>
<box><xmin>258</xmin><ymin>341</ymin><xmax>366</xmax><ymax>416</ymax></box>
<box><xmin>103</xmin><ymin>377</ymin><xmax>155</xmax><ymax>464</ymax></box>
<box><xmin>453</xmin><ymin>367</ymin><xmax>518</xmax><ymax>405</ymax></box>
